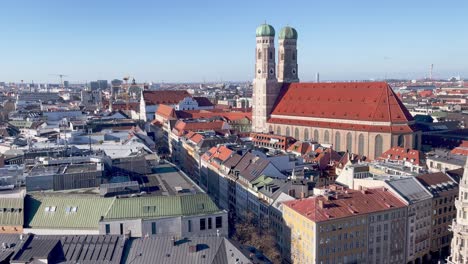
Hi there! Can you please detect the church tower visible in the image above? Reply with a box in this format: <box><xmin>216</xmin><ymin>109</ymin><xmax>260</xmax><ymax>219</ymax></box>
<box><xmin>252</xmin><ymin>23</ymin><xmax>280</xmax><ymax>133</ymax></box>
<box><xmin>278</xmin><ymin>26</ymin><xmax>299</xmax><ymax>83</ymax></box>
<box><xmin>448</xmin><ymin>159</ymin><xmax>468</xmax><ymax>264</ymax></box>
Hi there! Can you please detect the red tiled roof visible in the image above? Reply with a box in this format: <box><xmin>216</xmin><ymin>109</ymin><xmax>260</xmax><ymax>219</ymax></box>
<box><xmin>283</xmin><ymin>187</ymin><xmax>406</xmax><ymax>222</ymax></box>
<box><xmin>156</xmin><ymin>104</ymin><xmax>176</xmax><ymax>119</ymax></box>
<box><xmin>287</xmin><ymin>141</ymin><xmax>314</xmax><ymax>155</ymax></box>
<box><xmin>202</xmin><ymin>145</ymin><xmax>234</xmax><ymax>168</ymax></box>
<box><xmin>378</xmin><ymin>146</ymin><xmax>424</xmax><ymax>166</ymax></box>
<box><xmin>143</xmin><ymin>90</ymin><xmax>190</xmax><ymax>105</ymax></box>
<box><xmin>271</xmin><ymin>82</ymin><xmax>414</xmax><ymax>123</ymax></box>
<box><xmin>268</xmin><ymin>118</ymin><xmax>416</xmax><ymax>133</ymax></box>
<box><xmin>416</xmin><ymin>172</ymin><xmax>456</xmax><ymax>187</ymax></box>
<box><xmin>175</xmin><ymin>110</ymin><xmax>252</xmax><ymax>122</ymax></box>
<box><xmin>451</xmin><ymin>141</ymin><xmax>468</xmax><ymax>156</ymax></box>
<box><xmin>186</xmin><ymin>132</ymin><xmax>204</xmax><ymax>144</ymax></box>
<box><xmin>173</xmin><ymin>120</ymin><xmax>227</xmax><ymax>136</ymax></box>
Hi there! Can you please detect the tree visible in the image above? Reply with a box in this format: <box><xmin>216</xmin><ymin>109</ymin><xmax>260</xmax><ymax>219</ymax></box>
<box><xmin>232</xmin><ymin>212</ymin><xmax>281</xmax><ymax>263</ymax></box>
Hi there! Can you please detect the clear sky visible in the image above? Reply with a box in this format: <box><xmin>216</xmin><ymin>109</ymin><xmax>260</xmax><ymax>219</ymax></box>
<box><xmin>0</xmin><ymin>0</ymin><xmax>466</xmax><ymax>83</ymax></box>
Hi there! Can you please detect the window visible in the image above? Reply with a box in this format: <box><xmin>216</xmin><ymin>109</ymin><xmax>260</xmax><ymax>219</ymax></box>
<box><xmin>294</xmin><ymin>128</ymin><xmax>299</xmax><ymax>139</ymax></box>
<box><xmin>304</xmin><ymin>129</ymin><xmax>309</xmax><ymax>141</ymax></box>
<box><xmin>120</xmin><ymin>223</ymin><xmax>124</xmax><ymax>235</ymax></box>
<box><xmin>208</xmin><ymin>218</ymin><xmax>212</xmax><ymax>229</ymax></box>
<box><xmin>216</xmin><ymin>216</ymin><xmax>223</xmax><ymax>228</ymax></box>
<box><xmin>358</xmin><ymin>134</ymin><xmax>364</xmax><ymax>155</ymax></box>
<box><xmin>314</xmin><ymin>130</ymin><xmax>319</xmax><ymax>142</ymax></box>
<box><xmin>281</xmin><ymin>52</ymin><xmax>284</xmax><ymax>61</ymax></box>
<box><xmin>324</xmin><ymin>131</ymin><xmax>330</xmax><ymax>144</ymax></box>
<box><xmin>269</xmin><ymin>51</ymin><xmax>273</xmax><ymax>60</ymax></box>
<box><xmin>346</xmin><ymin>132</ymin><xmax>353</xmax><ymax>152</ymax></box>
<box><xmin>374</xmin><ymin>135</ymin><xmax>383</xmax><ymax>157</ymax></box>
<box><xmin>335</xmin><ymin>132</ymin><xmax>341</xmax><ymax>151</ymax></box>
<box><xmin>200</xmin><ymin>218</ymin><xmax>206</xmax><ymax>230</ymax></box>
<box><xmin>151</xmin><ymin>222</ymin><xmax>157</xmax><ymax>235</ymax></box>
<box><xmin>188</xmin><ymin>220</ymin><xmax>192</xmax><ymax>232</ymax></box>
<box><xmin>276</xmin><ymin>126</ymin><xmax>281</xmax><ymax>135</ymax></box>
<box><xmin>286</xmin><ymin>127</ymin><xmax>291</xmax><ymax>137</ymax></box>
<box><xmin>292</xmin><ymin>52</ymin><xmax>296</xmax><ymax>61</ymax></box>
<box><xmin>105</xmin><ymin>224</ymin><xmax>110</xmax><ymax>234</ymax></box>
<box><xmin>268</xmin><ymin>125</ymin><xmax>273</xmax><ymax>133</ymax></box>
<box><xmin>257</xmin><ymin>50</ymin><xmax>262</xmax><ymax>60</ymax></box>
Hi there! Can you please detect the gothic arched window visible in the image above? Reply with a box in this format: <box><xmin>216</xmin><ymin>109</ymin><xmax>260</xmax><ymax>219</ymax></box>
<box><xmin>258</xmin><ymin>50</ymin><xmax>262</xmax><ymax>60</ymax></box>
<box><xmin>346</xmin><ymin>132</ymin><xmax>353</xmax><ymax>153</ymax></box>
<box><xmin>286</xmin><ymin>127</ymin><xmax>291</xmax><ymax>137</ymax></box>
<box><xmin>294</xmin><ymin>128</ymin><xmax>299</xmax><ymax>139</ymax></box>
<box><xmin>358</xmin><ymin>134</ymin><xmax>365</xmax><ymax>155</ymax></box>
<box><xmin>276</xmin><ymin>126</ymin><xmax>281</xmax><ymax>135</ymax></box>
<box><xmin>375</xmin><ymin>134</ymin><xmax>383</xmax><ymax>157</ymax></box>
<box><xmin>281</xmin><ymin>53</ymin><xmax>284</xmax><ymax>61</ymax></box>
<box><xmin>304</xmin><ymin>129</ymin><xmax>309</xmax><ymax>141</ymax></box>
<box><xmin>269</xmin><ymin>51</ymin><xmax>273</xmax><ymax>60</ymax></box>
<box><xmin>269</xmin><ymin>125</ymin><xmax>273</xmax><ymax>133</ymax></box>
<box><xmin>324</xmin><ymin>131</ymin><xmax>330</xmax><ymax>144</ymax></box>
<box><xmin>335</xmin><ymin>132</ymin><xmax>341</xmax><ymax>151</ymax></box>
<box><xmin>314</xmin><ymin>130</ymin><xmax>319</xmax><ymax>142</ymax></box>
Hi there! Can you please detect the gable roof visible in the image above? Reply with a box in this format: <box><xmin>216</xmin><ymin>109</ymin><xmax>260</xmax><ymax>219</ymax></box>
<box><xmin>103</xmin><ymin>194</ymin><xmax>221</xmax><ymax>221</ymax></box>
<box><xmin>143</xmin><ymin>90</ymin><xmax>191</xmax><ymax>105</ymax></box>
<box><xmin>378</xmin><ymin>146</ymin><xmax>424</xmax><ymax>166</ymax></box>
<box><xmin>25</xmin><ymin>194</ymin><xmax>115</xmax><ymax>229</ymax></box>
<box><xmin>156</xmin><ymin>104</ymin><xmax>177</xmax><ymax>119</ymax></box>
<box><xmin>271</xmin><ymin>82</ymin><xmax>414</xmax><ymax>123</ymax></box>
<box><xmin>0</xmin><ymin>197</ymin><xmax>23</xmax><ymax>226</ymax></box>
<box><xmin>124</xmin><ymin>236</ymin><xmax>269</xmax><ymax>264</ymax></box>
<box><xmin>284</xmin><ymin>187</ymin><xmax>406</xmax><ymax>222</ymax></box>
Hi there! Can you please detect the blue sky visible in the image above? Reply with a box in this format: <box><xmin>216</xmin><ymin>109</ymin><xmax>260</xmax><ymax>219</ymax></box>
<box><xmin>0</xmin><ymin>0</ymin><xmax>466</xmax><ymax>83</ymax></box>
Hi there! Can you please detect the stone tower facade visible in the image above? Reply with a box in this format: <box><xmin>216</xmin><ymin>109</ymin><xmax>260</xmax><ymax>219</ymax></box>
<box><xmin>277</xmin><ymin>26</ymin><xmax>299</xmax><ymax>83</ymax></box>
<box><xmin>448</xmin><ymin>160</ymin><xmax>468</xmax><ymax>264</ymax></box>
<box><xmin>252</xmin><ymin>24</ymin><xmax>298</xmax><ymax>133</ymax></box>
<box><xmin>252</xmin><ymin>24</ymin><xmax>281</xmax><ymax>133</ymax></box>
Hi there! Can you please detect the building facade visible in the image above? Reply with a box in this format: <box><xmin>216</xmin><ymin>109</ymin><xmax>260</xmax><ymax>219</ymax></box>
<box><xmin>448</xmin><ymin>160</ymin><xmax>468</xmax><ymax>264</ymax></box>
<box><xmin>251</xmin><ymin>24</ymin><xmax>419</xmax><ymax>159</ymax></box>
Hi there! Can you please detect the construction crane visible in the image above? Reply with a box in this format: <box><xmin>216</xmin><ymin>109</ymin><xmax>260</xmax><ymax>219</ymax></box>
<box><xmin>49</xmin><ymin>74</ymin><xmax>69</xmax><ymax>87</ymax></box>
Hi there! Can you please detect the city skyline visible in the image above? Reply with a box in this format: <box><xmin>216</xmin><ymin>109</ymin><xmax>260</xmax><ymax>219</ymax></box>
<box><xmin>0</xmin><ymin>0</ymin><xmax>467</xmax><ymax>83</ymax></box>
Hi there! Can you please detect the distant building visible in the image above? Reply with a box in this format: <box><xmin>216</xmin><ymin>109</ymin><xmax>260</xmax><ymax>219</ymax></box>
<box><xmin>81</xmin><ymin>89</ymin><xmax>102</xmax><ymax>109</ymax></box>
<box><xmin>90</xmin><ymin>80</ymin><xmax>108</xmax><ymax>91</ymax></box>
<box><xmin>140</xmin><ymin>90</ymin><xmax>213</xmax><ymax>121</ymax></box>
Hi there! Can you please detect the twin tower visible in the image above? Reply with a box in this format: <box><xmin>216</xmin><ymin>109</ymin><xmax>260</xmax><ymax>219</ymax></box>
<box><xmin>252</xmin><ymin>23</ymin><xmax>299</xmax><ymax>132</ymax></box>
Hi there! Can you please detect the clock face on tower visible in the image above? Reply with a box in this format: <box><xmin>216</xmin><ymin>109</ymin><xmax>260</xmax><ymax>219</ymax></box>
<box><xmin>269</xmin><ymin>68</ymin><xmax>274</xmax><ymax>75</ymax></box>
<box><xmin>292</xmin><ymin>68</ymin><xmax>297</xmax><ymax>75</ymax></box>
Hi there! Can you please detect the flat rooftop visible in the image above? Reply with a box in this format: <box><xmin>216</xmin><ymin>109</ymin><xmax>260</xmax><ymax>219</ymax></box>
<box><xmin>142</xmin><ymin>163</ymin><xmax>203</xmax><ymax>196</ymax></box>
